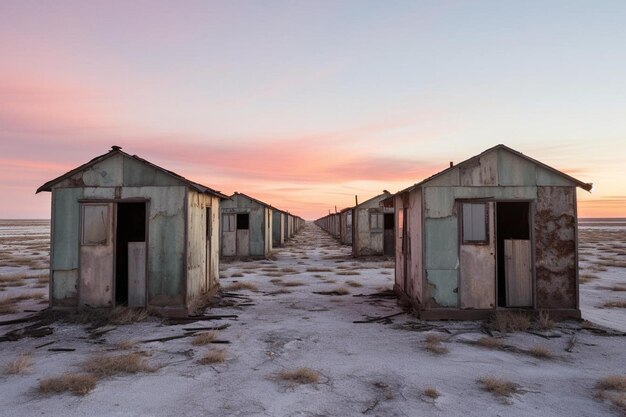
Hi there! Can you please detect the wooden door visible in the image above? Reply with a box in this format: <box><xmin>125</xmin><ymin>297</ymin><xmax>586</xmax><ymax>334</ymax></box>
<box><xmin>221</xmin><ymin>214</ymin><xmax>236</xmax><ymax>256</ymax></box>
<box><xmin>79</xmin><ymin>203</ymin><xmax>114</xmax><ymax>307</ymax></box>
<box><xmin>127</xmin><ymin>242</ymin><xmax>146</xmax><ymax>307</ymax></box>
<box><xmin>505</xmin><ymin>239</ymin><xmax>532</xmax><ymax>307</ymax></box>
<box><xmin>459</xmin><ymin>202</ymin><xmax>496</xmax><ymax>309</ymax></box>
<box><xmin>206</xmin><ymin>207</ymin><xmax>212</xmax><ymax>290</ymax></box>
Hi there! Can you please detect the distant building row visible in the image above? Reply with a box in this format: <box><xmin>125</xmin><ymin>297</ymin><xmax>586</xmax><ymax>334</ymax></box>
<box><xmin>37</xmin><ymin>147</ymin><xmax>304</xmax><ymax>317</ymax></box>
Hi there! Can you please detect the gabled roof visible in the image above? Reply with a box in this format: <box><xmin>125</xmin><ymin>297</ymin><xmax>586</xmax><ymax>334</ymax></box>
<box><xmin>36</xmin><ymin>146</ymin><xmax>230</xmax><ymax>199</ymax></box>
<box><xmin>394</xmin><ymin>144</ymin><xmax>592</xmax><ymax>196</ymax></box>
<box><xmin>232</xmin><ymin>192</ymin><xmax>281</xmax><ymax>212</ymax></box>
<box><xmin>355</xmin><ymin>191</ymin><xmax>392</xmax><ymax>208</ymax></box>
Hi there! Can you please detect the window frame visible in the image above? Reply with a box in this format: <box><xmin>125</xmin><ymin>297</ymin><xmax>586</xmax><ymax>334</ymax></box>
<box><xmin>369</xmin><ymin>211</ymin><xmax>384</xmax><ymax>232</ymax></box>
<box><xmin>81</xmin><ymin>204</ymin><xmax>109</xmax><ymax>246</ymax></box>
<box><xmin>460</xmin><ymin>201</ymin><xmax>490</xmax><ymax>245</ymax></box>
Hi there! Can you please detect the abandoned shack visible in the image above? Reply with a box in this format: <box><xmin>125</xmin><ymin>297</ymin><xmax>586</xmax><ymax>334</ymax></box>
<box><xmin>272</xmin><ymin>209</ymin><xmax>286</xmax><ymax>247</ymax></box>
<box><xmin>384</xmin><ymin>144</ymin><xmax>592</xmax><ymax>319</ymax></box>
<box><xmin>220</xmin><ymin>192</ymin><xmax>274</xmax><ymax>257</ymax></box>
<box><xmin>37</xmin><ymin>146</ymin><xmax>229</xmax><ymax>317</ymax></box>
<box><xmin>314</xmin><ymin>212</ymin><xmax>340</xmax><ymax>238</ymax></box>
<box><xmin>339</xmin><ymin>207</ymin><xmax>353</xmax><ymax>246</ymax></box>
<box><xmin>353</xmin><ymin>192</ymin><xmax>395</xmax><ymax>257</ymax></box>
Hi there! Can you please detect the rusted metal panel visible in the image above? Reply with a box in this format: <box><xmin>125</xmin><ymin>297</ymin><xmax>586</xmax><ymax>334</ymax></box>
<box><xmin>504</xmin><ymin>239</ymin><xmax>532</xmax><ymax>307</ymax></box>
<box><xmin>82</xmin><ymin>154</ymin><xmax>123</xmax><ymax>186</ymax></box>
<box><xmin>79</xmin><ymin>202</ymin><xmax>114</xmax><ymax>307</ymax></box>
<box><xmin>459</xmin><ymin>202</ymin><xmax>495</xmax><ymax>309</ymax></box>
<box><xmin>424</xmin><ymin>217</ymin><xmax>458</xmax><ymax>270</ymax></box>
<box><xmin>52</xmin><ymin>269</ymin><xmax>78</xmax><ymax>306</ymax></box>
<box><xmin>424</xmin><ymin>269</ymin><xmax>458</xmax><ymax>307</ymax></box>
<box><xmin>536</xmin><ymin>166</ymin><xmax>576</xmax><ymax>187</ymax></box>
<box><xmin>186</xmin><ymin>190</ymin><xmax>209</xmax><ymax>300</ymax></box>
<box><xmin>534</xmin><ymin>186</ymin><xmax>577</xmax><ymax>309</ymax></box>
<box><xmin>83</xmin><ymin>187</ymin><xmax>116</xmax><ymax>199</ymax></box>
<box><xmin>498</xmin><ymin>148</ymin><xmax>536</xmax><ymax>186</ymax></box>
<box><xmin>128</xmin><ymin>242</ymin><xmax>146</xmax><ymax>307</ymax></box>
<box><xmin>51</xmin><ymin>188</ymin><xmax>82</xmax><ymax>270</ymax></box>
<box><xmin>122</xmin><ymin>155</ymin><xmax>182</xmax><ymax>187</ymax></box>
<box><xmin>426</xmin><ymin>167</ymin><xmax>460</xmax><ymax>186</ymax></box>
<box><xmin>459</xmin><ymin>151</ymin><xmax>498</xmax><ymax>186</ymax></box>
<box><xmin>408</xmin><ymin>189</ymin><xmax>422</xmax><ymax>303</ymax></box>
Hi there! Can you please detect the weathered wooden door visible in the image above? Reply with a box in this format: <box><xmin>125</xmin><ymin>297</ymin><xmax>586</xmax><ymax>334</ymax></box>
<box><xmin>206</xmin><ymin>207</ymin><xmax>212</xmax><ymax>290</ymax></box>
<box><xmin>127</xmin><ymin>242</ymin><xmax>146</xmax><ymax>307</ymax></box>
<box><xmin>221</xmin><ymin>214</ymin><xmax>236</xmax><ymax>256</ymax></box>
<box><xmin>504</xmin><ymin>239</ymin><xmax>532</xmax><ymax>307</ymax></box>
<box><xmin>459</xmin><ymin>201</ymin><xmax>496</xmax><ymax>309</ymax></box>
<box><xmin>79</xmin><ymin>203</ymin><xmax>114</xmax><ymax>307</ymax></box>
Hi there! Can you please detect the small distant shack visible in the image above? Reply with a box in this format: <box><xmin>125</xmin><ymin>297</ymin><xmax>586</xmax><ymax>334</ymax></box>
<box><xmin>314</xmin><ymin>213</ymin><xmax>340</xmax><ymax>238</ymax></box>
<box><xmin>385</xmin><ymin>145</ymin><xmax>592</xmax><ymax>319</ymax></box>
<box><xmin>220</xmin><ymin>192</ymin><xmax>273</xmax><ymax>258</ymax></box>
<box><xmin>339</xmin><ymin>207</ymin><xmax>353</xmax><ymax>245</ymax></box>
<box><xmin>37</xmin><ymin>146</ymin><xmax>228</xmax><ymax>317</ymax></box>
<box><xmin>272</xmin><ymin>209</ymin><xmax>286</xmax><ymax>247</ymax></box>
<box><xmin>353</xmin><ymin>191</ymin><xmax>395</xmax><ymax>257</ymax></box>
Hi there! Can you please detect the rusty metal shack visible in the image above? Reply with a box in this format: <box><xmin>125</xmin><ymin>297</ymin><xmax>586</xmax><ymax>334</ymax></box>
<box><xmin>385</xmin><ymin>144</ymin><xmax>592</xmax><ymax>319</ymax></box>
<box><xmin>353</xmin><ymin>192</ymin><xmax>395</xmax><ymax>257</ymax></box>
<box><xmin>220</xmin><ymin>192</ymin><xmax>274</xmax><ymax>257</ymax></box>
<box><xmin>37</xmin><ymin>146</ymin><xmax>228</xmax><ymax>317</ymax></box>
<box><xmin>339</xmin><ymin>207</ymin><xmax>353</xmax><ymax>246</ymax></box>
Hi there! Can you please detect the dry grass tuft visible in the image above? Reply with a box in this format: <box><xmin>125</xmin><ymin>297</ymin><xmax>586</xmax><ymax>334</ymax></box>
<box><xmin>277</xmin><ymin>367</ymin><xmax>320</xmax><ymax>385</ymax></box>
<box><xmin>198</xmin><ymin>349</ymin><xmax>227</xmax><ymax>365</ymax></box>
<box><xmin>597</xmin><ymin>375</ymin><xmax>626</xmax><ymax>392</ymax></box>
<box><xmin>280</xmin><ymin>267</ymin><xmax>300</xmax><ymax>274</ymax></box>
<box><xmin>423</xmin><ymin>387</ymin><xmax>440</xmax><ymax>399</ymax></box>
<box><xmin>39</xmin><ymin>373</ymin><xmax>98</xmax><ymax>396</ymax></box>
<box><xmin>345</xmin><ymin>280</ymin><xmax>363</xmax><ymax>288</ymax></box>
<box><xmin>108</xmin><ymin>307</ymin><xmax>148</xmax><ymax>325</ymax></box>
<box><xmin>337</xmin><ymin>271</ymin><xmax>360</xmax><ymax>276</ymax></box>
<box><xmin>83</xmin><ymin>353</ymin><xmax>155</xmax><ymax>377</ymax></box>
<box><xmin>332</xmin><ymin>287</ymin><xmax>350</xmax><ymax>295</ymax></box>
<box><xmin>230</xmin><ymin>273</ymin><xmax>244</xmax><ymax>278</ymax></box>
<box><xmin>306</xmin><ymin>267</ymin><xmax>332</xmax><ymax>272</ymax></box>
<box><xmin>281</xmin><ymin>281</ymin><xmax>305</xmax><ymax>287</ymax></box>
<box><xmin>579</xmin><ymin>273</ymin><xmax>600</xmax><ymax>284</ymax></box>
<box><xmin>5</xmin><ymin>353</ymin><xmax>31</xmax><ymax>374</ymax></box>
<box><xmin>191</xmin><ymin>331</ymin><xmax>218</xmax><ymax>346</ymax></box>
<box><xmin>424</xmin><ymin>333</ymin><xmax>448</xmax><ymax>355</ymax></box>
<box><xmin>601</xmin><ymin>300</ymin><xmax>626</xmax><ymax>309</ymax></box>
<box><xmin>489</xmin><ymin>311</ymin><xmax>531</xmax><ymax>333</ymax></box>
<box><xmin>224</xmin><ymin>282</ymin><xmax>258</xmax><ymax>292</ymax></box>
<box><xmin>479</xmin><ymin>376</ymin><xmax>519</xmax><ymax>399</ymax></box>
<box><xmin>476</xmin><ymin>336</ymin><xmax>505</xmax><ymax>349</ymax></box>
<box><xmin>537</xmin><ymin>310</ymin><xmax>555</xmax><ymax>330</ymax></box>
<box><xmin>528</xmin><ymin>345</ymin><xmax>553</xmax><ymax>359</ymax></box>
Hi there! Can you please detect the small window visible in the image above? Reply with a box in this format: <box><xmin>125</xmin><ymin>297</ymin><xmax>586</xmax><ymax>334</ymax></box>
<box><xmin>237</xmin><ymin>213</ymin><xmax>249</xmax><ymax>230</ymax></box>
<box><xmin>82</xmin><ymin>205</ymin><xmax>108</xmax><ymax>245</ymax></box>
<box><xmin>370</xmin><ymin>212</ymin><xmax>383</xmax><ymax>232</ymax></box>
<box><xmin>222</xmin><ymin>214</ymin><xmax>235</xmax><ymax>232</ymax></box>
<box><xmin>346</xmin><ymin>212</ymin><xmax>352</xmax><ymax>227</ymax></box>
<box><xmin>384</xmin><ymin>213</ymin><xmax>394</xmax><ymax>230</ymax></box>
<box><xmin>462</xmin><ymin>202</ymin><xmax>488</xmax><ymax>244</ymax></box>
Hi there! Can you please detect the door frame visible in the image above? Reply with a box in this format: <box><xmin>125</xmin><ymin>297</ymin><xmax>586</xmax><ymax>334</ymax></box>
<box><xmin>494</xmin><ymin>199</ymin><xmax>535</xmax><ymax>309</ymax></box>
<box><xmin>78</xmin><ymin>198</ymin><xmax>150</xmax><ymax>308</ymax></box>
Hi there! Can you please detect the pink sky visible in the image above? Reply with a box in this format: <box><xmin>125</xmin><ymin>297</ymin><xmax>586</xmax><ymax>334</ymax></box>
<box><xmin>1</xmin><ymin>1</ymin><xmax>625</xmax><ymax>219</ymax></box>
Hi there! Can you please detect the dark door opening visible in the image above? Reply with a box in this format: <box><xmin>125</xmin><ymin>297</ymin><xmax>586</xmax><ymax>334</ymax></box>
<box><xmin>496</xmin><ymin>202</ymin><xmax>530</xmax><ymax>307</ymax></box>
<box><xmin>237</xmin><ymin>213</ymin><xmax>249</xmax><ymax>229</ymax></box>
<box><xmin>115</xmin><ymin>202</ymin><xmax>146</xmax><ymax>305</ymax></box>
<box><xmin>383</xmin><ymin>213</ymin><xmax>395</xmax><ymax>256</ymax></box>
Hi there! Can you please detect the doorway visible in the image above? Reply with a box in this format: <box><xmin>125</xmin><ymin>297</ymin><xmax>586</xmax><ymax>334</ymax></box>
<box><xmin>115</xmin><ymin>202</ymin><xmax>146</xmax><ymax>306</ymax></box>
<box><xmin>496</xmin><ymin>202</ymin><xmax>532</xmax><ymax>308</ymax></box>
<box><xmin>383</xmin><ymin>213</ymin><xmax>395</xmax><ymax>256</ymax></box>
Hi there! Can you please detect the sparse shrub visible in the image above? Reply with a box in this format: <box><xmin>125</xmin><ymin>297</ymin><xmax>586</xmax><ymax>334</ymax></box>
<box><xmin>423</xmin><ymin>387</ymin><xmax>440</xmax><ymax>399</ymax></box>
<box><xmin>337</xmin><ymin>271</ymin><xmax>360</xmax><ymax>276</ymax></box>
<box><xmin>537</xmin><ymin>310</ymin><xmax>555</xmax><ymax>330</ymax></box>
<box><xmin>489</xmin><ymin>312</ymin><xmax>531</xmax><ymax>333</ymax></box>
<box><xmin>230</xmin><ymin>273</ymin><xmax>244</xmax><ymax>278</ymax></box>
<box><xmin>424</xmin><ymin>333</ymin><xmax>448</xmax><ymax>355</ymax></box>
<box><xmin>115</xmin><ymin>340</ymin><xmax>137</xmax><ymax>350</ymax></box>
<box><xmin>224</xmin><ymin>282</ymin><xmax>258</xmax><ymax>292</ymax></box>
<box><xmin>192</xmin><ymin>331</ymin><xmax>218</xmax><ymax>346</ymax></box>
<box><xmin>198</xmin><ymin>349</ymin><xmax>227</xmax><ymax>365</ymax></box>
<box><xmin>281</xmin><ymin>281</ymin><xmax>305</xmax><ymax>287</ymax></box>
<box><xmin>39</xmin><ymin>373</ymin><xmax>98</xmax><ymax>396</ymax></box>
<box><xmin>528</xmin><ymin>345</ymin><xmax>553</xmax><ymax>359</ymax></box>
<box><xmin>306</xmin><ymin>267</ymin><xmax>332</xmax><ymax>272</ymax></box>
<box><xmin>83</xmin><ymin>353</ymin><xmax>155</xmax><ymax>377</ymax></box>
<box><xmin>277</xmin><ymin>367</ymin><xmax>320</xmax><ymax>385</ymax></box>
<box><xmin>597</xmin><ymin>375</ymin><xmax>626</xmax><ymax>391</ymax></box>
<box><xmin>601</xmin><ymin>300</ymin><xmax>626</xmax><ymax>309</ymax></box>
<box><xmin>476</xmin><ymin>337</ymin><xmax>504</xmax><ymax>349</ymax></box>
<box><xmin>109</xmin><ymin>307</ymin><xmax>148</xmax><ymax>324</ymax></box>
<box><xmin>5</xmin><ymin>353</ymin><xmax>31</xmax><ymax>374</ymax></box>
<box><xmin>479</xmin><ymin>376</ymin><xmax>519</xmax><ymax>399</ymax></box>
<box><xmin>345</xmin><ymin>280</ymin><xmax>363</xmax><ymax>288</ymax></box>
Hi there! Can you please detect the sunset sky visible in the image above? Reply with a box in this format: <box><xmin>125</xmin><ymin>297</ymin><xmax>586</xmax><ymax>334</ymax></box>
<box><xmin>1</xmin><ymin>1</ymin><xmax>625</xmax><ymax>219</ymax></box>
